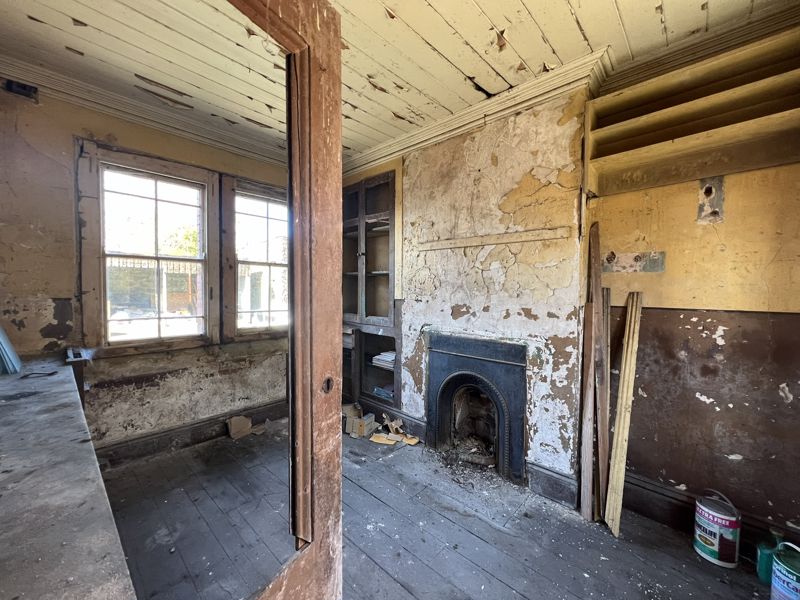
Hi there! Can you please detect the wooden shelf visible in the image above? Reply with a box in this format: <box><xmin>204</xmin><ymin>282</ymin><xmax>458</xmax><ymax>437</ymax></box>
<box><xmin>342</xmin><ymin>171</ymin><xmax>399</xmax><ymax>408</ymax></box>
<box><xmin>585</xmin><ymin>28</ymin><xmax>800</xmax><ymax>197</ymax></box>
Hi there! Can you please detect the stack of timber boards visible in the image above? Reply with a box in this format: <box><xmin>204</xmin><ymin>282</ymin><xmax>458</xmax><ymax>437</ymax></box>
<box><xmin>580</xmin><ymin>222</ymin><xmax>643</xmax><ymax>536</ymax></box>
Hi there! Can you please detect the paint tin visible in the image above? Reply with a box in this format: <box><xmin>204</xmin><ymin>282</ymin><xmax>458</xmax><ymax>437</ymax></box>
<box><xmin>694</xmin><ymin>489</ymin><xmax>741</xmax><ymax>568</ymax></box>
<box><xmin>772</xmin><ymin>542</ymin><xmax>800</xmax><ymax>600</ymax></box>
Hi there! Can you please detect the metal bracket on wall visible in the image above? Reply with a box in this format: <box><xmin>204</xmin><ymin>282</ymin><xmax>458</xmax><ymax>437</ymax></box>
<box><xmin>602</xmin><ymin>251</ymin><xmax>666</xmax><ymax>273</ymax></box>
<box><xmin>697</xmin><ymin>176</ymin><xmax>724</xmax><ymax>224</ymax></box>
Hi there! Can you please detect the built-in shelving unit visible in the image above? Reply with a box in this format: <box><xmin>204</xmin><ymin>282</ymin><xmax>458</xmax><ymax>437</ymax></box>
<box><xmin>341</xmin><ymin>171</ymin><xmax>400</xmax><ymax>408</ymax></box>
<box><xmin>585</xmin><ymin>27</ymin><xmax>800</xmax><ymax>197</ymax></box>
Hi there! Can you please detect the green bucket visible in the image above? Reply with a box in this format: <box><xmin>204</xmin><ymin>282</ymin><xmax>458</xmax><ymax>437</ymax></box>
<box><xmin>772</xmin><ymin>542</ymin><xmax>800</xmax><ymax>600</ymax></box>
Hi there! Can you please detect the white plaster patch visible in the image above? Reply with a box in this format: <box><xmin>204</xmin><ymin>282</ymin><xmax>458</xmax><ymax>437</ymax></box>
<box><xmin>637</xmin><ymin>387</ymin><xmax>647</xmax><ymax>398</ymax></box>
<box><xmin>725</xmin><ymin>454</ymin><xmax>743</xmax><ymax>461</ymax></box>
<box><xmin>778</xmin><ymin>382</ymin><xmax>793</xmax><ymax>403</ymax></box>
<box><xmin>695</xmin><ymin>392</ymin><xmax>714</xmax><ymax>404</ymax></box>
<box><xmin>712</xmin><ymin>325</ymin><xmax>728</xmax><ymax>346</ymax></box>
<box><xmin>674</xmin><ymin>483</ymin><xmax>687</xmax><ymax>491</ymax></box>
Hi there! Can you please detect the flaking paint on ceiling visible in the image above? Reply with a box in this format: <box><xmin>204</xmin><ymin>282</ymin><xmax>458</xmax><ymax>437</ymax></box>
<box><xmin>0</xmin><ymin>0</ymin><xmax>794</xmax><ymax>166</ymax></box>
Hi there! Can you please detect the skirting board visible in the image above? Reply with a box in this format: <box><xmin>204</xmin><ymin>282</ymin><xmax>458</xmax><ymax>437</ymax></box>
<box><xmin>95</xmin><ymin>401</ymin><xmax>289</xmax><ymax>470</ymax></box>
<box><xmin>527</xmin><ymin>462</ymin><xmax>579</xmax><ymax>509</ymax></box>
<box><xmin>355</xmin><ymin>396</ymin><xmax>427</xmax><ymax>442</ymax></box>
<box><xmin>623</xmin><ymin>472</ymin><xmax>798</xmax><ymax>560</ymax></box>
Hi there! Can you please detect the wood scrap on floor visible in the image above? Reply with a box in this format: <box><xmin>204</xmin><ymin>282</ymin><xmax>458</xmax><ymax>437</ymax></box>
<box><xmin>369</xmin><ymin>432</ymin><xmax>397</xmax><ymax>445</ymax></box>
<box><xmin>227</xmin><ymin>415</ymin><xmax>252</xmax><ymax>440</ymax></box>
<box><xmin>605</xmin><ymin>291</ymin><xmax>643</xmax><ymax>537</ymax></box>
<box><xmin>382</xmin><ymin>413</ymin><xmax>404</xmax><ymax>435</ymax></box>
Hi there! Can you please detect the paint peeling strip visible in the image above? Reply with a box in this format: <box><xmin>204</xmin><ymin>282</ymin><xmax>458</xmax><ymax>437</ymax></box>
<box><xmin>778</xmin><ymin>382</ymin><xmax>793</xmax><ymax>403</ymax></box>
<box><xmin>603</xmin><ymin>251</ymin><xmax>665</xmax><ymax>273</ymax></box>
<box><xmin>419</xmin><ymin>226</ymin><xmax>570</xmax><ymax>252</ymax></box>
<box><xmin>695</xmin><ymin>392</ymin><xmax>714</xmax><ymax>404</ymax></box>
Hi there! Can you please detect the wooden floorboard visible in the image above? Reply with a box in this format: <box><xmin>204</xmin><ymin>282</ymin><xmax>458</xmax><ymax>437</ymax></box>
<box><xmin>104</xmin><ymin>431</ymin><xmax>767</xmax><ymax>600</ymax></box>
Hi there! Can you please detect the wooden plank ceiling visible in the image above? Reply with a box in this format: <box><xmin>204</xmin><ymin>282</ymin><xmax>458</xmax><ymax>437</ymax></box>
<box><xmin>0</xmin><ymin>0</ymin><xmax>792</xmax><ymax>167</ymax></box>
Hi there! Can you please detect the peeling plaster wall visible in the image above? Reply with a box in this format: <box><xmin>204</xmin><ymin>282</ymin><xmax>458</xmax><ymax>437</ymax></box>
<box><xmin>401</xmin><ymin>88</ymin><xmax>587</xmax><ymax>476</ymax></box>
<box><xmin>589</xmin><ymin>163</ymin><xmax>800</xmax><ymax>530</ymax></box>
<box><xmin>84</xmin><ymin>339</ymin><xmax>287</xmax><ymax>447</ymax></box>
<box><xmin>1</xmin><ymin>90</ymin><xmax>288</xmax><ymax>443</ymax></box>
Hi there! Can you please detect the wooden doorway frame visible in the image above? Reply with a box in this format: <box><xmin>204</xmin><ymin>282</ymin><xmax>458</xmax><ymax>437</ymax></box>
<box><xmin>226</xmin><ymin>1</ymin><xmax>342</xmax><ymax>598</ymax></box>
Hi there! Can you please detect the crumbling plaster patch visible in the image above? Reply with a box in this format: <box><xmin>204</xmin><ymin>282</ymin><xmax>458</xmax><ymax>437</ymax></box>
<box><xmin>84</xmin><ymin>339</ymin><xmax>288</xmax><ymax>446</ymax></box>
<box><xmin>401</xmin><ymin>89</ymin><xmax>587</xmax><ymax>476</ymax></box>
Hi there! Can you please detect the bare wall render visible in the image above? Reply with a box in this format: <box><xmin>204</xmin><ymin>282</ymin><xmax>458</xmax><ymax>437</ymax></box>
<box><xmin>0</xmin><ymin>90</ymin><xmax>288</xmax><ymax>445</ymax></box>
<box><xmin>400</xmin><ymin>88</ymin><xmax>587</xmax><ymax>477</ymax></box>
<box><xmin>589</xmin><ymin>164</ymin><xmax>800</xmax><ymax>533</ymax></box>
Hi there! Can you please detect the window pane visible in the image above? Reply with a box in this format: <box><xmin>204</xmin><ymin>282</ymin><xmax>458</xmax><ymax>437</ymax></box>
<box><xmin>158</xmin><ymin>180</ymin><xmax>200</xmax><ymax>205</ymax></box>
<box><xmin>236</xmin><ymin>213</ymin><xmax>268</xmax><ymax>262</ymax></box>
<box><xmin>108</xmin><ymin>318</ymin><xmax>159</xmax><ymax>342</ymax></box>
<box><xmin>238</xmin><ymin>311</ymin><xmax>270</xmax><ymax>330</ymax></box>
<box><xmin>269</xmin><ymin>201</ymin><xmax>288</xmax><ymax>220</ymax></box>
<box><xmin>106</xmin><ymin>256</ymin><xmax>157</xmax><ymax>328</ymax></box>
<box><xmin>161</xmin><ymin>317</ymin><xmax>204</xmax><ymax>338</ymax></box>
<box><xmin>268</xmin><ymin>218</ymin><xmax>288</xmax><ymax>264</ymax></box>
<box><xmin>104</xmin><ymin>169</ymin><xmax>155</xmax><ymax>197</ymax></box>
<box><xmin>236</xmin><ymin>195</ymin><xmax>268</xmax><ymax>217</ymax></box>
<box><xmin>104</xmin><ymin>193</ymin><xmax>156</xmax><ymax>255</ymax></box>
<box><xmin>270</xmin><ymin>266</ymin><xmax>289</xmax><ymax>312</ymax></box>
<box><xmin>162</xmin><ymin>260</ymin><xmax>204</xmax><ymax>319</ymax></box>
<box><xmin>158</xmin><ymin>202</ymin><xmax>203</xmax><ymax>258</ymax></box>
<box><xmin>237</xmin><ymin>263</ymin><xmax>269</xmax><ymax>312</ymax></box>
<box><xmin>270</xmin><ymin>312</ymin><xmax>289</xmax><ymax>327</ymax></box>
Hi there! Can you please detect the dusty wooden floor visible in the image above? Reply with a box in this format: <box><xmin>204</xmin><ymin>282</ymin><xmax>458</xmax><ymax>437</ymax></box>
<box><xmin>104</xmin><ymin>430</ymin><xmax>766</xmax><ymax>600</ymax></box>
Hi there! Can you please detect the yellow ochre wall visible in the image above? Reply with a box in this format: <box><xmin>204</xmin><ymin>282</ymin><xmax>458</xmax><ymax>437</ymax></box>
<box><xmin>587</xmin><ymin>162</ymin><xmax>800</xmax><ymax>312</ymax></box>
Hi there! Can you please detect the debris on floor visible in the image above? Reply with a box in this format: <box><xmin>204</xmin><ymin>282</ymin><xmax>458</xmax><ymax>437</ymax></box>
<box><xmin>227</xmin><ymin>415</ymin><xmax>252</xmax><ymax>439</ymax></box>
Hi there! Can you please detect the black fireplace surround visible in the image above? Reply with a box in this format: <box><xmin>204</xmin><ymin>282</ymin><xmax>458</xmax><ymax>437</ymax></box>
<box><xmin>426</xmin><ymin>332</ymin><xmax>527</xmax><ymax>482</ymax></box>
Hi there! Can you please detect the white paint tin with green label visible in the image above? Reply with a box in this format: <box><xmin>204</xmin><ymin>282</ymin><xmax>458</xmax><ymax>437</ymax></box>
<box><xmin>772</xmin><ymin>542</ymin><xmax>800</xmax><ymax>600</ymax></box>
<box><xmin>694</xmin><ymin>490</ymin><xmax>741</xmax><ymax>568</ymax></box>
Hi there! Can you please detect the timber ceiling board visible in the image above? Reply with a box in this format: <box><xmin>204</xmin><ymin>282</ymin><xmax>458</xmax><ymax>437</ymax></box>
<box><xmin>0</xmin><ymin>0</ymin><xmax>795</xmax><ymax>167</ymax></box>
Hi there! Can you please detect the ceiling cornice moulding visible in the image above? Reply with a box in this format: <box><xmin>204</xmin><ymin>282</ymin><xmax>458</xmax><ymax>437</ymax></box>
<box><xmin>342</xmin><ymin>48</ymin><xmax>612</xmax><ymax>176</ymax></box>
<box><xmin>0</xmin><ymin>55</ymin><xmax>286</xmax><ymax>167</ymax></box>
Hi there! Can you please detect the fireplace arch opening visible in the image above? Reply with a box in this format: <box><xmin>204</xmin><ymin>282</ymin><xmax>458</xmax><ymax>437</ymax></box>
<box><xmin>452</xmin><ymin>384</ymin><xmax>497</xmax><ymax>468</ymax></box>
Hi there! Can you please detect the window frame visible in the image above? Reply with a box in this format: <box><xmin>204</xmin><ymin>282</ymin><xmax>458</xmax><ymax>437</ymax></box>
<box><xmin>221</xmin><ymin>175</ymin><xmax>289</xmax><ymax>342</ymax></box>
<box><xmin>79</xmin><ymin>142</ymin><xmax>220</xmax><ymax>354</ymax></box>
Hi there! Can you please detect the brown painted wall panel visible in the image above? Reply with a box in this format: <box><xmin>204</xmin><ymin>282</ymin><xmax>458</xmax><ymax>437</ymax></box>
<box><xmin>610</xmin><ymin>306</ymin><xmax>800</xmax><ymax>531</ymax></box>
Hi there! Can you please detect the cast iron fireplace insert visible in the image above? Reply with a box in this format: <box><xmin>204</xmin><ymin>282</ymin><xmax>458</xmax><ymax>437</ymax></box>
<box><xmin>425</xmin><ymin>332</ymin><xmax>527</xmax><ymax>482</ymax></box>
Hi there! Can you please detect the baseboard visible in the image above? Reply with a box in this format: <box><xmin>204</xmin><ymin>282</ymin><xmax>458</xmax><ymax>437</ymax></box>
<box><xmin>527</xmin><ymin>462</ymin><xmax>579</xmax><ymax>509</ymax></box>
<box><xmin>354</xmin><ymin>396</ymin><xmax>428</xmax><ymax>441</ymax></box>
<box><xmin>623</xmin><ymin>473</ymin><xmax>798</xmax><ymax>561</ymax></box>
<box><xmin>95</xmin><ymin>401</ymin><xmax>289</xmax><ymax>470</ymax></box>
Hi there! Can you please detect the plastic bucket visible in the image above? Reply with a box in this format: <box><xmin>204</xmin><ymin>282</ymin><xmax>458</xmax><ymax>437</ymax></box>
<box><xmin>772</xmin><ymin>542</ymin><xmax>800</xmax><ymax>600</ymax></box>
<box><xmin>693</xmin><ymin>489</ymin><xmax>741</xmax><ymax>568</ymax></box>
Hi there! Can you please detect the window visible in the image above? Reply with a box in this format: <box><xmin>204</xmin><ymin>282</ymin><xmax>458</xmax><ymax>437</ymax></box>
<box><xmin>101</xmin><ymin>166</ymin><xmax>207</xmax><ymax>343</ymax></box>
<box><xmin>234</xmin><ymin>190</ymin><xmax>289</xmax><ymax>330</ymax></box>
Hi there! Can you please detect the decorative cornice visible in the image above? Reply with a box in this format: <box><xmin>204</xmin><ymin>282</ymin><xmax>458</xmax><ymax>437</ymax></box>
<box><xmin>599</xmin><ymin>4</ymin><xmax>800</xmax><ymax>94</ymax></box>
<box><xmin>0</xmin><ymin>55</ymin><xmax>286</xmax><ymax>168</ymax></box>
<box><xmin>342</xmin><ymin>48</ymin><xmax>612</xmax><ymax>176</ymax></box>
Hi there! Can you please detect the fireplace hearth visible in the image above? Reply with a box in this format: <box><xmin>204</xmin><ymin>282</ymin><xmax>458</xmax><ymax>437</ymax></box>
<box><xmin>426</xmin><ymin>332</ymin><xmax>527</xmax><ymax>482</ymax></box>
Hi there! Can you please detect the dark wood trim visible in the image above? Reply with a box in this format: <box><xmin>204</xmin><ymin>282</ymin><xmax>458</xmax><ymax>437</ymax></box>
<box><xmin>527</xmin><ymin>463</ymin><xmax>579</xmax><ymax>509</ymax></box>
<box><xmin>225</xmin><ymin>1</ymin><xmax>342</xmax><ymax>598</ymax></box>
<box><xmin>95</xmin><ymin>401</ymin><xmax>289</xmax><ymax>470</ymax></box>
<box><xmin>623</xmin><ymin>472</ymin><xmax>799</xmax><ymax>560</ymax></box>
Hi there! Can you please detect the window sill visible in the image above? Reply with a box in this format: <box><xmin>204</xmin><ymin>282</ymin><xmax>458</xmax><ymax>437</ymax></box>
<box><xmin>93</xmin><ymin>331</ymin><xmax>288</xmax><ymax>359</ymax></box>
